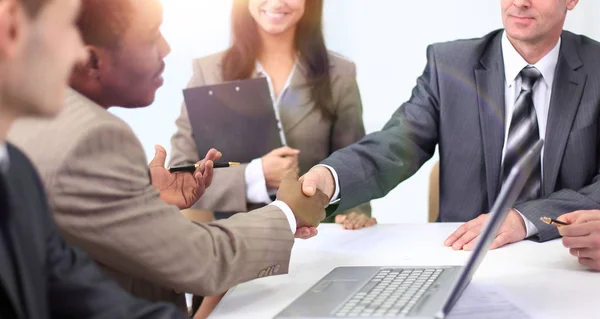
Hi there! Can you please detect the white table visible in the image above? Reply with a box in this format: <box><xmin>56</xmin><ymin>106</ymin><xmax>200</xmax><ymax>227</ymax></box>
<box><xmin>210</xmin><ymin>224</ymin><xmax>600</xmax><ymax>319</ymax></box>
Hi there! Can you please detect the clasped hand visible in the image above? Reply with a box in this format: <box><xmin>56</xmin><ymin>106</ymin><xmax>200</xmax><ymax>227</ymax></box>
<box><xmin>275</xmin><ymin>171</ymin><xmax>329</xmax><ymax>239</ymax></box>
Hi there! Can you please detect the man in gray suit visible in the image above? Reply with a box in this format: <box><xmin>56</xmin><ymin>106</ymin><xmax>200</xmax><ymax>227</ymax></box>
<box><xmin>301</xmin><ymin>0</ymin><xmax>599</xmax><ymax>250</ymax></box>
<box><xmin>8</xmin><ymin>0</ymin><xmax>328</xmax><ymax>314</ymax></box>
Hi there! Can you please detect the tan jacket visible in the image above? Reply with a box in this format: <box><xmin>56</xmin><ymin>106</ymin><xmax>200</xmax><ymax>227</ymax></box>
<box><xmin>8</xmin><ymin>89</ymin><xmax>294</xmax><ymax>311</ymax></box>
<box><xmin>170</xmin><ymin>51</ymin><xmax>371</xmax><ymax>217</ymax></box>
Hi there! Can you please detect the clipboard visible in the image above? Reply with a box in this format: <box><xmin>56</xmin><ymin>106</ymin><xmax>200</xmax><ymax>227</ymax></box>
<box><xmin>183</xmin><ymin>77</ymin><xmax>283</xmax><ymax>163</ymax></box>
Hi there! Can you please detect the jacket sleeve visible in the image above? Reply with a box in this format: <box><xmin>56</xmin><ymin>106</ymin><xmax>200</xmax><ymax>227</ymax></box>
<box><xmin>329</xmin><ymin>61</ymin><xmax>372</xmax><ymax>217</ymax></box>
<box><xmin>322</xmin><ymin>45</ymin><xmax>441</xmax><ymax>215</ymax></box>
<box><xmin>46</xmin><ymin>213</ymin><xmax>187</xmax><ymax>319</ymax></box>
<box><xmin>49</xmin><ymin>120</ymin><xmax>294</xmax><ymax>297</ymax></box>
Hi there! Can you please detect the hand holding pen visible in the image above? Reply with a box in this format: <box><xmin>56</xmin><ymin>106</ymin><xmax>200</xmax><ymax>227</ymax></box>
<box><xmin>546</xmin><ymin>210</ymin><xmax>600</xmax><ymax>271</ymax></box>
<box><xmin>168</xmin><ymin>161</ymin><xmax>240</xmax><ymax>173</ymax></box>
<box><xmin>540</xmin><ymin>217</ymin><xmax>569</xmax><ymax>227</ymax></box>
<box><xmin>149</xmin><ymin>146</ymin><xmax>222</xmax><ymax>209</ymax></box>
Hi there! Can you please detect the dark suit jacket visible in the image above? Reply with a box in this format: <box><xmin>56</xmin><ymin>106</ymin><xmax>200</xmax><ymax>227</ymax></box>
<box><xmin>0</xmin><ymin>144</ymin><xmax>185</xmax><ymax>319</ymax></box>
<box><xmin>324</xmin><ymin>30</ymin><xmax>600</xmax><ymax>242</ymax></box>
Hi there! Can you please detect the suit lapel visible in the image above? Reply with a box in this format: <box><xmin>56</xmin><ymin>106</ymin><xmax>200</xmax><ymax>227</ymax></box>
<box><xmin>475</xmin><ymin>33</ymin><xmax>506</xmax><ymax>206</ymax></box>
<box><xmin>6</xmin><ymin>223</ymin><xmax>34</xmax><ymax>319</ymax></box>
<box><xmin>543</xmin><ymin>33</ymin><xmax>586</xmax><ymax>195</ymax></box>
<box><xmin>279</xmin><ymin>62</ymin><xmax>314</xmax><ymax>133</ymax></box>
<box><xmin>0</xmin><ymin>177</ymin><xmax>24</xmax><ymax>319</ymax></box>
<box><xmin>0</xmin><ymin>233</ymin><xmax>22</xmax><ymax>319</ymax></box>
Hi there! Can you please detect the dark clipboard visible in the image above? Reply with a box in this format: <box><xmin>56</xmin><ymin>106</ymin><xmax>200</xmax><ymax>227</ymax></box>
<box><xmin>183</xmin><ymin>77</ymin><xmax>283</xmax><ymax>163</ymax></box>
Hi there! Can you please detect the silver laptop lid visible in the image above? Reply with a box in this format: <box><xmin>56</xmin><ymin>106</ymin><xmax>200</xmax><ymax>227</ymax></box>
<box><xmin>439</xmin><ymin>139</ymin><xmax>544</xmax><ymax>318</ymax></box>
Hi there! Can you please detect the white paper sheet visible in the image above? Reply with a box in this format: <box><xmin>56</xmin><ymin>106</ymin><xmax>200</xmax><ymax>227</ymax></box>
<box><xmin>447</xmin><ymin>285</ymin><xmax>531</xmax><ymax>319</ymax></box>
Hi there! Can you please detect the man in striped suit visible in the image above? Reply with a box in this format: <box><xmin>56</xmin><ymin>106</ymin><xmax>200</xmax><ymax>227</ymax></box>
<box><xmin>8</xmin><ymin>0</ymin><xmax>328</xmax><ymax>314</ymax></box>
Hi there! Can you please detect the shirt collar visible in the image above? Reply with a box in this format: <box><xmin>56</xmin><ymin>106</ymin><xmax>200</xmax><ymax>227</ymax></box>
<box><xmin>255</xmin><ymin>61</ymin><xmax>267</xmax><ymax>77</ymax></box>
<box><xmin>0</xmin><ymin>142</ymin><xmax>9</xmax><ymax>173</ymax></box>
<box><xmin>502</xmin><ymin>31</ymin><xmax>561</xmax><ymax>89</ymax></box>
<box><xmin>254</xmin><ymin>57</ymin><xmax>301</xmax><ymax>78</ymax></box>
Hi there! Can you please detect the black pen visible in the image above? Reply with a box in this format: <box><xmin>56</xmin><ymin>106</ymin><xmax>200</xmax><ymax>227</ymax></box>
<box><xmin>540</xmin><ymin>216</ymin><xmax>569</xmax><ymax>227</ymax></box>
<box><xmin>168</xmin><ymin>162</ymin><xmax>240</xmax><ymax>173</ymax></box>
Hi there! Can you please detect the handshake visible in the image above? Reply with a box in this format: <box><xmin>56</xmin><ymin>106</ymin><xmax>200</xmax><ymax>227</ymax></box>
<box><xmin>276</xmin><ymin>167</ymin><xmax>338</xmax><ymax>239</ymax></box>
<box><xmin>151</xmin><ymin>144</ymin><xmax>337</xmax><ymax>239</ymax></box>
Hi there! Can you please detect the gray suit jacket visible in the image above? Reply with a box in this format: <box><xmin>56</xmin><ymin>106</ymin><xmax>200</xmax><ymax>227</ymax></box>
<box><xmin>169</xmin><ymin>51</ymin><xmax>370</xmax><ymax>217</ymax></box>
<box><xmin>8</xmin><ymin>89</ymin><xmax>294</xmax><ymax>311</ymax></box>
<box><xmin>323</xmin><ymin>30</ymin><xmax>600</xmax><ymax>242</ymax></box>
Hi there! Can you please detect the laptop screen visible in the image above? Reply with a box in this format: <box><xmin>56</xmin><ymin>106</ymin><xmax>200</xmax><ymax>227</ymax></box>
<box><xmin>439</xmin><ymin>140</ymin><xmax>544</xmax><ymax>318</ymax></box>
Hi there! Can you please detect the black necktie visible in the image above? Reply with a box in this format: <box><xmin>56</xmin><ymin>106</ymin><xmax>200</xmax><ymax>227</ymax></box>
<box><xmin>502</xmin><ymin>66</ymin><xmax>542</xmax><ymax>201</ymax></box>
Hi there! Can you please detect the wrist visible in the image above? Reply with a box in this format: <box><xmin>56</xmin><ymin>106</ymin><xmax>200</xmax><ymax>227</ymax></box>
<box><xmin>260</xmin><ymin>159</ymin><xmax>275</xmax><ymax>188</ymax></box>
<box><xmin>511</xmin><ymin>209</ymin><xmax>528</xmax><ymax>239</ymax></box>
<box><xmin>319</xmin><ymin>167</ymin><xmax>335</xmax><ymax>200</ymax></box>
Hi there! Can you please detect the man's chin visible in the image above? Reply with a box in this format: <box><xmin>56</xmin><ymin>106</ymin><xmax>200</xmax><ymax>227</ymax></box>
<box><xmin>121</xmin><ymin>95</ymin><xmax>156</xmax><ymax>109</ymax></box>
<box><xmin>505</xmin><ymin>27</ymin><xmax>540</xmax><ymax>43</ymax></box>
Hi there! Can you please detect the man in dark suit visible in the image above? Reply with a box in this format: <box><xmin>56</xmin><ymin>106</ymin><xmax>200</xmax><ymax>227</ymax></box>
<box><xmin>0</xmin><ymin>0</ymin><xmax>186</xmax><ymax>317</ymax></box>
<box><xmin>301</xmin><ymin>0</ymin><xmax>598</xmax><ymax>250</ymax></box>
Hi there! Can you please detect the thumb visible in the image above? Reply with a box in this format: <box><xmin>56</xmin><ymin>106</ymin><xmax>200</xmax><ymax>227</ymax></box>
<box><xmin>149</xmin><ymin>145</ymin><xmax>167</xmax><ymax>167</ymax></box>
<box><xmin>489</xmin><ymin>232</ymin><xmax>511</xmax><ymax>250</ymax></box>
<box><xmin>557</xmin><ymin>211</ymin><xmax>583</xmax><ymax>224</ymax></box>
<box><xmin>271</xmin><ymin>146</ymin><xmax>300</xmax><ymax>157</ymax></box>
<box><xmin>335</xmin><ymin>214</ymin><xmax>347</xmax><ymax>224</ymax></box>
<box><xmin>301</xmin><ymin>170</ymin><xmax>320</xmax><ymax>197</ymax></box>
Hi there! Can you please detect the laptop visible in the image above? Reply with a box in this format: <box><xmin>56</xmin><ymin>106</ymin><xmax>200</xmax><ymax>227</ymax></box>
<box><xmin>276</xmin><ymin>140</ymin><xmax>544</xmax><ymax>319</ymax></box>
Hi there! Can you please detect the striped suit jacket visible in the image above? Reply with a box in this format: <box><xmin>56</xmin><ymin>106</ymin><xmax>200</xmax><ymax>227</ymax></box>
<box><xmin>8</xmin><ymin>89</ymin><xmax>294</xmax><ymax>311</ymax></box>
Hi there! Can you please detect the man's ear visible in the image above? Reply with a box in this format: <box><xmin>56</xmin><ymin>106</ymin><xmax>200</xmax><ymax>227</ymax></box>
<box><xmin>75</xmin><ymin>46</ymin><xmax>102</xmax><ymax>79</ymax></box>
<box><xmin>0</xmin><ymin>0</ymin><xmax>26</xmax><ymax>60</ymax></box>
<box><xmin>567</xmin><ymin>0</ymin><xmax>579</xmax><ymax>11</ymax></box>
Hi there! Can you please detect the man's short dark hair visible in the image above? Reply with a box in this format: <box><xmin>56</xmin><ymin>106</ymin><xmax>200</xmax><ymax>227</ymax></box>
<box><xmin>77</xmin><ymin>0</ymin><xmax>134</xmax><ymax>48</ymax></box>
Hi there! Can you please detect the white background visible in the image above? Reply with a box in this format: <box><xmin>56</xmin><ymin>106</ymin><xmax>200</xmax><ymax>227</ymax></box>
<box><xmin>111</xmin><ymin>1</ymin><xmax>600</xmax><ymax>224</ymax></box>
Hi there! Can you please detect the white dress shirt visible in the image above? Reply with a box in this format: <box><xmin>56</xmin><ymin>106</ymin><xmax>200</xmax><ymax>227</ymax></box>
<box><xmin>0</xmin><ymin>142</ymin><xmax>9</xmax><ymax>174</ymax></box>
<box><xmin>325</xmin><ymin>32</ymin><xmax>561</xmax><ymax>238</ymax></box>
<box><xmin>242</xmin><ymin>61</ymin><xmax>298</xmax><ymax>233</ymax></box>
<box><xmin>245</xmin><ymin>61</ymin><xmax>297</xmax><ymax>205</ymax></box>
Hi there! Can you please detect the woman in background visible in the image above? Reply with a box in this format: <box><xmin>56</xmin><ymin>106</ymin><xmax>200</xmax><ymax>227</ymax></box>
<box><xmin>175</xmin><ymin>0</ymin><xmax>377</xmax><ymax>317</ymax></box>
<box><xmin>171</xmin><ymin>0</ymin><xmax>376</xmax><ymax>231</ymax></box>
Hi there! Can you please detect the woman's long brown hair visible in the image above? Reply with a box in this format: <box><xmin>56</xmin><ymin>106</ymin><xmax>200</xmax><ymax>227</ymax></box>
<box><xmin>221</xmin><ymin>0</ymin><xmax>334</xmax><ymax>119</ymax></box>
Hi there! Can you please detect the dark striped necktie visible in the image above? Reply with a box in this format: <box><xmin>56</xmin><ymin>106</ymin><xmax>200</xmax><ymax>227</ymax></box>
<box><xmin>502</xmin><ymin>66</ymin><xmax>542</xmax><ymax>201</ymax></box>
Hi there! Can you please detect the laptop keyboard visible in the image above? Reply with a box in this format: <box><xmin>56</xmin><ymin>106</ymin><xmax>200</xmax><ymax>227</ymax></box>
<box><xmin>334</xmin><ymin>268</ymin><xmax>444</xmax><ymax>317</ymax></box>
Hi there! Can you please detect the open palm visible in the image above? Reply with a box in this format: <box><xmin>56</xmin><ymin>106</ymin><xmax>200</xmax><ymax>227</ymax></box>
<box><xmin>149</xmin><ymin>145</ymin><xmax>221</xmax><ymax>209</ymax></box>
